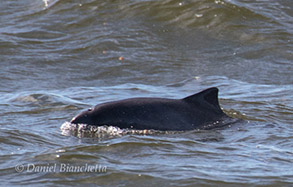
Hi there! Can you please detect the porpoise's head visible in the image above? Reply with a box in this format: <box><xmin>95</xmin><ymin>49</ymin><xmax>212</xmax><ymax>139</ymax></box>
<box><xmin>70</xmin><ymin>102</ymin><xmax>119</xmax><ymax>126</ymax></box>
<box><xmin>70</xmin><ymin>108</ymin><xmax>95</xmax><ymax>125</ymax></box>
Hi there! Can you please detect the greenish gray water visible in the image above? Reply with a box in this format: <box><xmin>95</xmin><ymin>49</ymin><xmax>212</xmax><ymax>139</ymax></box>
<box><xmin>0</xmin><ymin>0</ymin><xmax>292</xmax><ymax>186</ymax></box>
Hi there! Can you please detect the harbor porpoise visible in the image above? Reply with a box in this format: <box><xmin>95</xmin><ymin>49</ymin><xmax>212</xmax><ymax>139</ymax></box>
<box><xmin>70</xmin><ymin>87</ymin><xmax>236</xmax><ymax>131</ymax></box>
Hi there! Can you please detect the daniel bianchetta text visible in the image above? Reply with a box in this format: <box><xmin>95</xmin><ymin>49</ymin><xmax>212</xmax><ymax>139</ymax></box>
<box><xmin>15</xmin><ymin>163</ymin><xmax>107</xmax><ymax>173</ymax></box>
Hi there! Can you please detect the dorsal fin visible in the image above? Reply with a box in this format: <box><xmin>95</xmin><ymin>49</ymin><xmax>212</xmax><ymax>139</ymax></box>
<box><xmin>183</xmin><ymin>87</ymin><xmax>223</xmax><ymax>112</ymax></box>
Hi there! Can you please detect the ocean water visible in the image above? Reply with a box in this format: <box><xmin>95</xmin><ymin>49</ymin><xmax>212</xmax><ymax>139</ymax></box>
<box><xmin>0</xmin><ymin>0</ymin><xmax>292</xmax><ymax>186</ymax></box>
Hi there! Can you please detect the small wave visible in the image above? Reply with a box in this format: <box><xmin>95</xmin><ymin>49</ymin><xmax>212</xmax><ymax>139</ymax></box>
<box><xmin>10</xmin><ymin>93</ymin><xmax>67</xmax><ymax>107</ymax></box>
<box><xmin>3</xmin><ymin>92</ymin><xmax>79</xmax><ymax>115</ymax></box>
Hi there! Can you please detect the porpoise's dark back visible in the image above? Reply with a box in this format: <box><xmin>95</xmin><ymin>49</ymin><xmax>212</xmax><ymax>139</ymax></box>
<box><xmin>71</xmin><ymin>87</ymin><xmax>233</xmax><ymax>130</ymax></box>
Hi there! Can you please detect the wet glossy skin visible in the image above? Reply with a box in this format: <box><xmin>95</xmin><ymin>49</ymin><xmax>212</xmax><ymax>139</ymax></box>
<box><xmin>70</xmin><ymin>87</ymin><xmax>232</xmax><ymax>131</ymax></box>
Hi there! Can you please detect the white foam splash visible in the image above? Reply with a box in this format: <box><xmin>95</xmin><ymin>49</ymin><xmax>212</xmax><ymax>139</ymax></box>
<box><xmin>42</xmin><ymin>0</ymin><xmax>59</xmax><ymax>9</ymax></box>
<box><xmin>43</xmin><ymin>0</ymin><xmax>48</xmax><ymax>7</ymax></box>
<box><xmin>60</xmin><ymin>122</ymin><xmax>167</xmax><ymax>138</ymax></box>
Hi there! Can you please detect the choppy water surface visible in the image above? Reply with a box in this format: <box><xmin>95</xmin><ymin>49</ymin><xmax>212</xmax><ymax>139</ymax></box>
<box><xmin>0</xmin><ymin>0</ymin><xmax>292</xmax><ymax>186</ymax></box>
